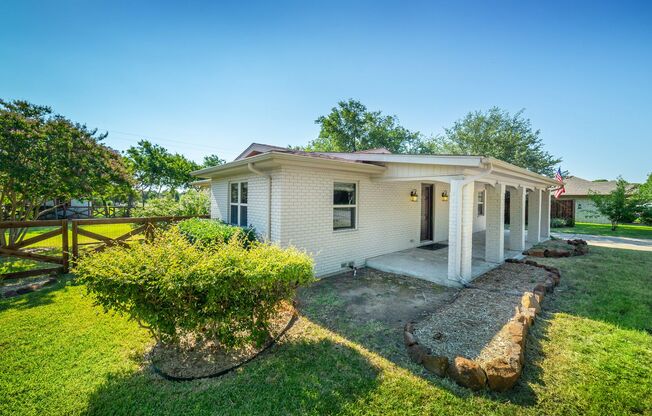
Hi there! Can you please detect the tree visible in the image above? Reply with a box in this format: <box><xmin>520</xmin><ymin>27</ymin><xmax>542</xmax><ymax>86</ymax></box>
<box><xmin>0</xmin><ymin>99</ymin><xmax>132</xmax><ymax>245</ymax></box>
<box><xmin>635</xmin><ymin>172</ymin><xmax>652</xmax><ymax>225</ymax></box>
<box><xmin>304</xmin><ymin>99</ymin><xmax>423</xmax><ymax>153</ymax></box>
<box><xmin>590</xmin><ymin>177</ymin><xmax>638</xmax><ymax>230</ymax></box>
<box><xmin>125</xmin><ymin>140</ymin><xmax>200</xmax><ymax>205</ymax></box>
<box><xmin>202</xmin><ymin>154</ymin><xmax>226</xmax><ymax>168</ymax></box>
<box><xmin>436</xmin><ymin>107</ymin><xmax>561</xmax><ymax>176</ymax></box>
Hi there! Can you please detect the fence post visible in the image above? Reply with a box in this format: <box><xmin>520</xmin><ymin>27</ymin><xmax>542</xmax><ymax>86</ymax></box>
<box><xmin>61</xmin><ymin>219</ymin><xmax>69</xmax><ymax>273</ymax></box>
<box><xmin>71</xmin><ymin>220</ymin><xmax>79</xmax><ymax>260</ymax></box>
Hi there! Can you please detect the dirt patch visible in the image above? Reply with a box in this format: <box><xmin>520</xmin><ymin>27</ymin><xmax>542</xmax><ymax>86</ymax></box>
<box><xmin>149</xmin><ymin>301</ymin><xmax>295</xmax><ymax>379</ymax></box>
<box><xmin>414</xmin><ymin>262</ymin><xmax>549</xmax><ymax>366</ymax></box>
<box><xmin>297</xmin><ymin>268</ymin><xmax>458</xmax><ymax>363</ymax></box>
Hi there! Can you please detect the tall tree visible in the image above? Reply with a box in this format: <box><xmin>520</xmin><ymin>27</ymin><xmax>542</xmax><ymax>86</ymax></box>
<box><xmin>125</xmin><ymin>140</ymin><xmax>200</xmax><ymax>205</ymax></box>
<box><xmin>0</xmin><ymin>99</ymin><xmax>132</xmax><ymax>245</ymax></box>
<box><xmin>436</xmin><ymin>107</ymin><xmax>561</xmax><ymax>176</ymax></box>
<box><xmin>590</xmin><ymin>177</ymin><xmax>638</xmax><ymax>230</ymax></box>
<box><xmin>305</xmin><ymin>99</ymin><xmax>423</xmax><ymax>153</ymax></box>
<box><xmin>202</xmin><ymin>154</ymin><xmax>226</xmax><ymax>168</ymax></box>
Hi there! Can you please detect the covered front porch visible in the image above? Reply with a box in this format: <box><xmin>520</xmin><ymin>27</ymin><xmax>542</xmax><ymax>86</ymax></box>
<box><xmin>366</xmin><ymin>230</ymin><xmax>534</xmax><ymax>286</ymax></box>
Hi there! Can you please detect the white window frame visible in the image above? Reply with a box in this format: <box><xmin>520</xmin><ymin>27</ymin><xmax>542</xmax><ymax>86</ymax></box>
<box><xmin>477</xmin><ymin>190</ymin><xmax>485</xmax><ymax>216</ymax></box>
<box><xmin>333</xmin><ymin>182</ymin><xmax>358</xmax><ymax>231</ymax></box>
<box><xmin>229</xmin><ymin>181</ymin><xmax>248</xmax><ymax>226</ymax></box>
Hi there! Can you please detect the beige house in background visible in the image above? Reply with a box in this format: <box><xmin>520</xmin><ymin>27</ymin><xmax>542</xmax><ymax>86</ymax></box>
<box><xmin>553</xmin><ymin>177</ymin><xmax>620</xmax><ymax>224</ymax></box>
<box><xmin>192</xmin><ymin>143</ymin><xmax>557</xmax><ymax>287</ymax></box>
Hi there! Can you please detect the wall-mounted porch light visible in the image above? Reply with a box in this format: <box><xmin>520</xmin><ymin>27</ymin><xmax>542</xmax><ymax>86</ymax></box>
<box><xmin>441</xmin><ymin>191</ymin><xmax>449</xmax><ymax>202</ymax></box>
<box><xmin>410</xmin><ymin>189</ymin><xmax>418</xmax><ymax>202</ymax></box>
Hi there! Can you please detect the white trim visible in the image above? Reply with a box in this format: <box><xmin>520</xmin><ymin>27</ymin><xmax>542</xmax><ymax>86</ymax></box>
<box><xmin>229</xmin><ymin>181</ymin><xmax>249</xmax><ymax>226</ymax></box>
<box><xmin>332</xmin><ymin>181</ymin><xmax>358</xmax><ymax>231</ymax></box>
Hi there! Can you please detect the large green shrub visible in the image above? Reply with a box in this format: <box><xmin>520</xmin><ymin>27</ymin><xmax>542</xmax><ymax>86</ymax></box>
<box><xmin>177</xmin><ymin>218</ymin><xmax>257</xmax><ymax>247</ymax></box>
<box><xmin>73</xmin><ymin>227</ymin><xmax>314</xmax><ymax>348</ymax></box>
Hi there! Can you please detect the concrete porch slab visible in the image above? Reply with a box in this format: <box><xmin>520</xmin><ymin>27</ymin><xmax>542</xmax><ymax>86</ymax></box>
<box><xmin>365</xmin><ymin>230</ymin><xmax>534</xmax><ymax>287</ymax></box>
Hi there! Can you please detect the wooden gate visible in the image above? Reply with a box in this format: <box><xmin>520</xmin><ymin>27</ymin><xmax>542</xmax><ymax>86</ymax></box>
<box><xmin>71</xmin><ymin>216</ymin><xmax>205</xmax><ymax>257</ymax></box>
<box><xmin>0</xmin><ymin>220</ymin><xmax>68</xmax><ymax>279</ymax></box>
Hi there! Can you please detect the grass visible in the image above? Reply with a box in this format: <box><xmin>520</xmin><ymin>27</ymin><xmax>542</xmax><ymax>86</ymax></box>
<box><xmin>0</xmin><ymin>223</ymin><xmax>140</xmax><ymax>274</ymax></box>
<box><xmin>1</xmin><ymin>247</ymin><xmax>651</xmax><ymax>415</ymax></box>
<box><xmin>554</xmin><ymin>222</ymin><xmax>652</xmax><ymax>239</ymax></box>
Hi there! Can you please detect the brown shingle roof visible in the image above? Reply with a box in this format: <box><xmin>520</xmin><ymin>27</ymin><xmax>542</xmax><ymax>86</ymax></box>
<box><xmin>563</xmin><ymin>176</ymin><xmax>623</xmax><ymax>196</ymax></box>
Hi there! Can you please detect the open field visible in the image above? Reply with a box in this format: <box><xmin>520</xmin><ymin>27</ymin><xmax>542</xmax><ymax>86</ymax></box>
<box><xmin>1</xmin><ymin>246</ymin><xmax>650</xmax><ymax>415</ymax></box>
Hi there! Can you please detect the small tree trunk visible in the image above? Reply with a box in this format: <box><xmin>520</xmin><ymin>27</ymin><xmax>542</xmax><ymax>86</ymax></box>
<box><xmin>611</xmin><ymin>221</ymin><xmax>617</xmax><ymax>231</ymax></box>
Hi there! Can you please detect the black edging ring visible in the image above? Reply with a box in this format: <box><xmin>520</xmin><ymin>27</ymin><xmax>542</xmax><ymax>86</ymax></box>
<box><xmin>151</xmin><ymin>312</ymin><xmax>299</xmax><ymax>382</ymax></box>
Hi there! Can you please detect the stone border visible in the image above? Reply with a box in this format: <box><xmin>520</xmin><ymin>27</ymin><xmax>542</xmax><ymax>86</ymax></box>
<box><xmin>404</xmin><ymin>259</ymin><xmax>562</xmax><ymax>391</ymax></box>
<box><xmin>2</xmin><ymin>277</ymin><xmax>58</xmax><ymax>298</ymax></box>
<box><xmin>524</xmin><ymin>238</ymin><xmax>588</xmax><ymax>258</ymax></box>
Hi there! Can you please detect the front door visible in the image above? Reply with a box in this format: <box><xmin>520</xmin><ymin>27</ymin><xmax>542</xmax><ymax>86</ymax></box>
<box><xmin>420</xmin><ymin>184</ymin><xmax>433</xmax><ymax>241</ymax></box>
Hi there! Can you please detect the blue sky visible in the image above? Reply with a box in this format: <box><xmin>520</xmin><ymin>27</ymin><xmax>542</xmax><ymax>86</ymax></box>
<box><xmin>2</xmin><ymin>0</ymin><xmax>650</xmax><ymax>181</ymax></box>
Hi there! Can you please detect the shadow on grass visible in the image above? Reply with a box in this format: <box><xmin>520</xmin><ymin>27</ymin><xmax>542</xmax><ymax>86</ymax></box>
<box><xmin>84</xmin><ymin>338</ymin><xmax>380</xmax><ymax>416</ymax></box>
<box><xmin>0</xmin><ymin>274</ymin><xmax>74</xmax><ymax>312</ymax></box>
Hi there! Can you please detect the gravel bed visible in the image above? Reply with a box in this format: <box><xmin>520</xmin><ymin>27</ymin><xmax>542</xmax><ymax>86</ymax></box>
<box><xmin>414</xmin><ymin>263</ymin><xmax>549</xmax><ymax>365</ymax></box>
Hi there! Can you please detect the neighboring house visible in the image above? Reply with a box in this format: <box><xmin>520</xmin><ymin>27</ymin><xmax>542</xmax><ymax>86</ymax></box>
<box><xmin>192</xmin><ymin>143</ymin><xmax>557</xmax><ymax>287</ymax></box>
<box><xmin>552</xmin><ymin>176</ymin><xmax>625</xmax><ymax>224</ymax></box>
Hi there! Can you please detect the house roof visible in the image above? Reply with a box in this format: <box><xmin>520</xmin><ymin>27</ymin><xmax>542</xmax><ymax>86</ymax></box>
<box><xmin>192</xmin><ymin>142</ymin><xmax>559</xmax><ymax>187</ymax></box>
<box><xmin>562</xmin><ymin>176</ymin><xmax>624</xmax><ymax>196</ymax></box>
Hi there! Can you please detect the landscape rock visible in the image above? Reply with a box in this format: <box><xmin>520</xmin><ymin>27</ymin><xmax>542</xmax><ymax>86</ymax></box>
<box><xmin>521</xmin><ymin>292</ymin><xmax>541</xmax><ymax>313</ymax></box>
<box><xmin>16</xmin><ymin>286</ymin><xmax>34</xmax><ymax>295</ymax></box>
<box><xmin>533</xmin><ymin>284</ymin><xmax>546</xmax><ymax>299</ymax></box>
<box><xmin>422</xmin><ymin>354</ymin><xmax>449</xmax><ymax>377</ymax></box>
<box><xmin>3</xmin><ymin>290</ymin><xmax>18</xmax><ymax>298</ymax></box>
<box><xmin>516</xmin><ymin>306</ymin><xmax>537</xmax><ymax>326</ymax></box>
<box><xmin>525</xmin><ymin>260</ymin><xmax>540</xmax><ymax>267</ymax></box>
<box><xmin>526</xmin><ymin>248</ymin><xmax>546</xmax><ymax>258</ymax></box>
<box><xmin>407</xmin><ymin>343</ymin><xmax>431</xmax><ymax>364</ymax></box>
<box><xmin>447</xmin><ymin>356</ymin><xmax>487</xmax><ymax>390</ymax></box>
<box><xmin>544</xmin><ymin>278</ymin><xmax>555</xmax><ymax>293</ymax></box>
<box><xmin>404</xmin><ymin>330</ymin><xmax>417</xmax><ymax>347</ymax></box>
<box><xmin>544</xmin><ymin>266</ymin><xmax>561</xmax><ymax>276</ymax></box>
<box><xmin>482</xmin><ymin>353</ymin><xmax>522</xmax><ymax>392</ymax></box>
<box><xmin>505</xmin><ymin>320</ymin><xmax>528</xmax><ymax>348</ymax></box>
<box><xmin>548</xmin><ymin>273</ymin><xmax>560</xmax><ymax>286</ymax></box>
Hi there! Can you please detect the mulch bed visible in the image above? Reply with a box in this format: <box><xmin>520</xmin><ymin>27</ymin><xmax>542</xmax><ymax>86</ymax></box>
<box><xmin>413</xmin><ymin>263</ymin><xmax>549</xmax><ymax>367</ymax></box>
<box><xmin>148</xmin><ymin>301</ymin><xmax>296</xmax><ymax>380</ymax></box>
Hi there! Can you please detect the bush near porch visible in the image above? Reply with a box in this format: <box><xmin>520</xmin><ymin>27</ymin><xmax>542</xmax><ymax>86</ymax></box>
<box><xmin>73</xmin><ymin>226</ymin><xmax>314</xmax><ymax>349</ymax></box>
<box><xmin>1</xmin><ymin>244</ymin><xmax>650</xmax><ymax>415</ymax></box>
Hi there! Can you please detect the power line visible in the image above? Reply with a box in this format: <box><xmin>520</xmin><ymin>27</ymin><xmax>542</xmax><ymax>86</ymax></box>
<box><xmin>97</xmin><ymin>127</ymin><xmax>240</xmax><ymax>154</ymax></box>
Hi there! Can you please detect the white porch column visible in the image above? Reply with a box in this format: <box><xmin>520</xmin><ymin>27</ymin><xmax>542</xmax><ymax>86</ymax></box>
<box><xmin>509</xmin><ymin>186</ymin><xmax>526</xmax><ymax>251</ymax></box>
<box><xmin>527</xmin><ymin>188</ymin><xmax>542</xmax><ymax>243</ymax></box>
<box><xmin>447</xmin><ymin>179</ymin><xmax>475</xmax><ymax>284</ymax></box>
<box><xmin>485</xmin><ymin>182</ymin><xmax>506</xmax><ymax>263</ymax></box>
<box><xmin>447</xmin><ymin>180</ymin><xmax>463</xmax><ymax>282</ymax></box>
<box><xmin>540</xmin><ymin>189</ymin><xmax>551</xmax><ymax>240</ymax></box>
<box><xmin>459</xmin><ymin>181</ymin><xmax>475</xmax><ymax>281</ymax></box>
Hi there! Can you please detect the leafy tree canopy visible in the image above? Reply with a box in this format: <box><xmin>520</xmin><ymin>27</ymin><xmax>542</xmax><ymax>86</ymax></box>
<box><xmin>125</xmin><ymin>140</ymin><xmax>200</xmax><ymax>204</ymax></box>
<box><xmin>303</xmin><ymin>99</ymin><xmax>423</xmax><ymax>153</ymax></box>
<box><xmin>435</xmin><ymin>107</ymin><xmax>561</xmax><ymax>177</ymax></box>
<box><xmin>202</xmin><ymin>154</ymin><xmax>226</xmax><ymax>168</ymax></box>
<box><xmin>0</xmin><ymin>99</ymin><xmax>132</xmax><ymax>230</ymax></box>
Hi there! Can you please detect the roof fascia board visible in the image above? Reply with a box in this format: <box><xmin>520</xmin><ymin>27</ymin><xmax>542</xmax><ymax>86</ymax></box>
<box><xmin>319</xmin><ymin>153</ymin><xmax>483</xmax><ymax>167</ymax></box>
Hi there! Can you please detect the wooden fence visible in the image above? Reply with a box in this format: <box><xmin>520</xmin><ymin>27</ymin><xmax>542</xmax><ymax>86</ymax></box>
<box><xmin>0</xmin><ymin>215</ymin><xmax>207</xmax><ymax>280</ymax></box>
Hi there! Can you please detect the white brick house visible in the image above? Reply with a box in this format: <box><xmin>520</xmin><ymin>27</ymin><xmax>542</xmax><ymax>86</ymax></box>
<box><xmin>192</xmin><ymin>143</ymin><xmax>557</xmax><ymax>287</ymax></box>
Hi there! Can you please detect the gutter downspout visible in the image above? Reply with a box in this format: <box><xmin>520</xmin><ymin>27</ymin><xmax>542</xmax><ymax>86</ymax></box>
<box><xmin>247</xmin><ymin>162</ymin><xmax>272</xmax><ymax>240</ymax></box>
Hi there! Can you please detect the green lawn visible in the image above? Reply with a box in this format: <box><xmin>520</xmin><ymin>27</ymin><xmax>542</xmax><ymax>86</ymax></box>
<box><xmin>1</xmin><ymin>223</ymin><xmax>141</xmax><ymax>274</ymax></box>
<box><xmin>1</xmin><ymin>247</ymin><xmax>651</xmax><ymax>415</ymax></box>
<box><xmin>555</xmin><ymin>222</ymin><xmax>652</xmax><ymax>239</ymax></box>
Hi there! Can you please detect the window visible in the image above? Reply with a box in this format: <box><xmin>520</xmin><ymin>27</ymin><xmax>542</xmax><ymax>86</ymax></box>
<box><xmin>333</xmin><ymin>182</ymin><xmax>357</xmax><ymax>230</ymax></box>
<box><xmin>229</xmin><ymin>182</ymin><xmax>248</xmax><ymax>226</ymax></box>
<box><xmin>477</xmin><ymin>191</ymin><xmax>485</xmax><ymax>216</ymax></box>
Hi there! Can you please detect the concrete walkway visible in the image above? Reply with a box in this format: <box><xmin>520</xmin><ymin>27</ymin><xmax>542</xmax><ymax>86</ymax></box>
<box><xmin>366</xmin><ymin>230</ymin><xmax>533</xmax><ymax>287</ymax></box>
<box><xmin>551</xmin><ymin>232</ymin><xmax>652</xmax><ymax>252</ymax></box>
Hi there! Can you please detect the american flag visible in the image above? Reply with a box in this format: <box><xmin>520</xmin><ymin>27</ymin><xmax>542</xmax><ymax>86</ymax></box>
<box><xmin>554</xmin><ymin>168</ymin><xmax>565</xmax><ymax>198</ymax></box>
